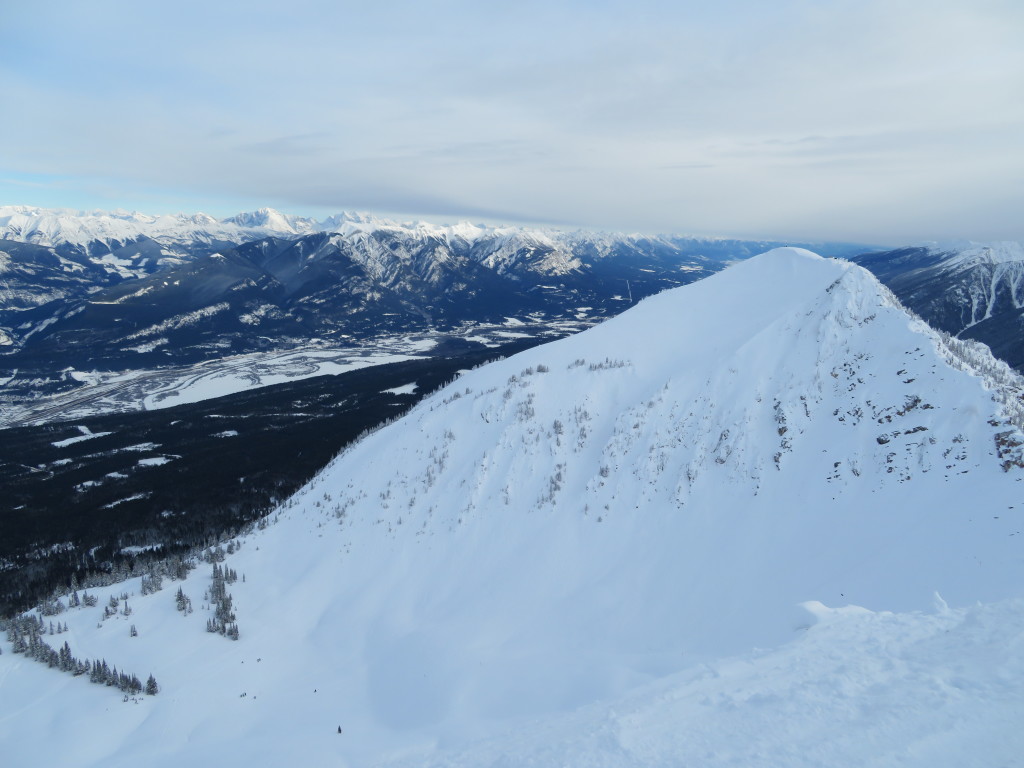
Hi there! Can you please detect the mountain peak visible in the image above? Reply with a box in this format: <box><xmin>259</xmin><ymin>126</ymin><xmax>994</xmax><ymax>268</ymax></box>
<box><xmin>221</xmin><ymin>207</ymin><xmax>313</xmax><ymax>233</ymax></box>
<box><xmin>220</xmin><ymin>248</ymin><xmax>1021</xmax><ymax>749</ymax></box>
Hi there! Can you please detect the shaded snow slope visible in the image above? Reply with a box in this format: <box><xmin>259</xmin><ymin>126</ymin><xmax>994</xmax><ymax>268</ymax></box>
<box><xmin>1</xmin><ymin>248</ymin><xmax>1023</xmax><ymax>767</ymax></box>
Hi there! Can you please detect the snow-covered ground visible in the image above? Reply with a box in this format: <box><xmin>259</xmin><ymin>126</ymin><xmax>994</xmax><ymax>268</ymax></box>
<box><xmin>50</xmin><ymin>425</ymin><xmax>112</xmax><ymax>447</ymax></box>
<box><xmin>0</xmin><ymin>320</ymin><xmax>591</xmax><ymax>427</ymax></box>
<box><xmin>374</xmin><ymin>598</ymin><xmax>1024</xmax><ymax>767</ymax></box>
<box><xmin>1</xmin><ymin>249</ymin><xmax>1022</xmax><ymax>766</ymax></box>
<box><xmin>0</xmin><ymin>345</ymin><xmax>426</xmax><ymax>427</ymax></box>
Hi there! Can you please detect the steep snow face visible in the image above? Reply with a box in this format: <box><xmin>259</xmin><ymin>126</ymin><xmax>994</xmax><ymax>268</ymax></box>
<box><xmin>2</xmin><ymin>248</ymin><xmax>1023</xmax><ymax>767</ymax></box>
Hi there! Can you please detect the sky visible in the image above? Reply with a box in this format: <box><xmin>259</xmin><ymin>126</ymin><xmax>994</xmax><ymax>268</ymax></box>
<box><xmin>1</xmin><ymin>0</ymin><xmax>1022</xmax><ymax>244</ymax></box>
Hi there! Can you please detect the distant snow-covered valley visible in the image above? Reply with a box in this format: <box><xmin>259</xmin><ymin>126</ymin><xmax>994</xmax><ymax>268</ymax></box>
<box><xmin>0</xmin><ymin>318</ymin><xmax>588</xmax><ymax>429</ymax></box>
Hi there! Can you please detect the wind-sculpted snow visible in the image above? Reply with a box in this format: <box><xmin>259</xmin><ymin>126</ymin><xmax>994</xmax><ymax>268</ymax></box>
<box><xmin>2</xmin><ymin>248</ymin><xmax>1022</xmax><ymax>767</ymax></box>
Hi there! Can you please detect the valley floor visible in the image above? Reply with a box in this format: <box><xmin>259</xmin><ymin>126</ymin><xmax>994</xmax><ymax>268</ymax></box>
<box><xmin>0</xmin><ymin>317</ymin><xmax>592</xmax><ymax>428</ymax></box>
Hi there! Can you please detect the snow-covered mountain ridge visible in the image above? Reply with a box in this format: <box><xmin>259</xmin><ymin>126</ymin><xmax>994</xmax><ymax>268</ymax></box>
<box><xmin>4</xmin><ymin>207</ymin><xmax>843</xmax><ymax>393</ymax></box>
<box><xmin>0</xmin><ymin>204</ymin><xmax>689</xmax><ymax>254</ymax></box>
<box><xmin>852</xmin><ymin>241</ymin><xmax>1024</xmax><ymax>372</ymax></box>
<box><xmin>0</xmin><ymin>206</ymin><xmax>330</xmax><ymax>319</ymax></box>
<box><xmin>919</xmin><ymin>240</ymin><xmax>1024</xmax><ymax>267</ymax></box>
<box><xmin>0</xmin><ymin>205</ymin><xmax>319</xmax><ymax>251</ymax></box>
<box><xmin>0</xmin><ymin>204</ymin><xmax>864</xmax><ymax>272</ymax></box>
<box><xmin>2</xmin><ymin>248</ymin><xmax>1022</xmax><ymax>766</ymax></box>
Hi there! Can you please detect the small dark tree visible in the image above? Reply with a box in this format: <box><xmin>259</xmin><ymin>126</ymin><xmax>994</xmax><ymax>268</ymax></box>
<box><xmin>174</xmin><ymin>587</ymin><xmax>192</xmax><ymax>614</ymax></box>
<box><xmin>145</xmin><ymin>674</ymin><xmax>159</xmax><ymax>696</ymax></box>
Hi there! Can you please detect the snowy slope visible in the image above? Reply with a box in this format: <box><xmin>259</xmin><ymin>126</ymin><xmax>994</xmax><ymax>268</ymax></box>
<box><xmin>376</xmin><ymin>598</ymin><xmax>1024</xmax><ymax>767</ymax></box>
<box><xmin>1</xmin><ymin>248</ymin><xmax>1023</xmax><ymax>767</ymax></box>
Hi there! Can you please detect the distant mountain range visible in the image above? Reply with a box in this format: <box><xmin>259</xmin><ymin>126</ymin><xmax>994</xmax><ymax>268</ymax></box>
<box><xmin>0</xmin><ymin>206</ymin><xmax>866</xmax><ymax>399</ymax></box>
<box><xmin>2</xmin><ymin>206</ymin><xmax>1022</xmax><ymax>415</ymax></box>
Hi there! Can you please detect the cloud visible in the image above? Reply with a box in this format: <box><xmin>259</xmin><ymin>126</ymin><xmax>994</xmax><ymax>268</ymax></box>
<box><xmin>2</xmin><ymin>0</ymin><xmax>1023</xmax><ymax>242</ymax></box>
<box><xmin>660</xmin><ymin>163</ymin><xmax>717</xmax><ymax>171</ymax></box>
<box><xmin>240</xmin><ymin>134</ymin><xmax>332</xmax><ymax>158</ymax></box>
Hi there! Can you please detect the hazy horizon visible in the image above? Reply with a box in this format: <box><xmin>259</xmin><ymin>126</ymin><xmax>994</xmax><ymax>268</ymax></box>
<box><xmin>2</xmin><ymin>0</ymin><xmax>1022</xmax><ymax>243</ymax></box>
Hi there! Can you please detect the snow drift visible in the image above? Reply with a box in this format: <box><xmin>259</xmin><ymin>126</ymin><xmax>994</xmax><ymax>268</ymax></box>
<box><xmin>2</xmin><ymin>248</ymin><xmax>1023</xmax><ymax>766</ymax></box>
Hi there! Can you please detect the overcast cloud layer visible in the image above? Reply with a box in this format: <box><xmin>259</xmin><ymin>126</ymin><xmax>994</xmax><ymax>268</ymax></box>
<box><xmin>2</xmin><ymin>0</ymin><xmax>1022</xmax><ymax>242</ymax></box>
